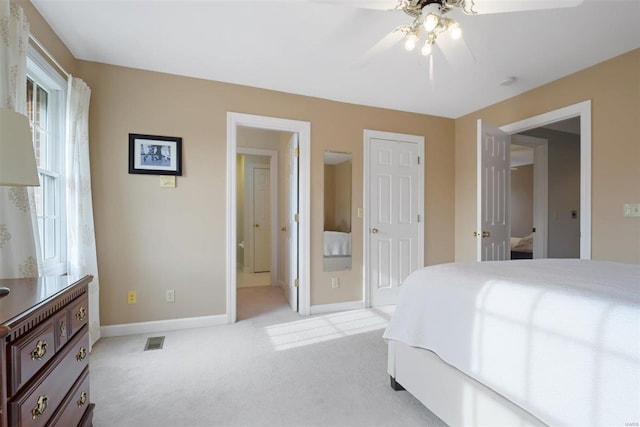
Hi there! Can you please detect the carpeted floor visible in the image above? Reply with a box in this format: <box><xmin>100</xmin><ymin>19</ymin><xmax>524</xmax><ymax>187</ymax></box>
<box><xmin>90</xmin><ymin>286</ymin><xmax>446</xmax><ymax>427</ymax></box>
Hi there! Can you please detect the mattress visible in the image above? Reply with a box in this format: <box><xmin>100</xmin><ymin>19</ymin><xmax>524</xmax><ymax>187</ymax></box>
<box><xmin>323</xmin><ymin>231</ymin><xmax>351</xmax><ymax>256</ymax></box>
<box><xmin>383</xmin><ymin>259</ymin><xmax>640</xmax><ymax>426</ymax></box>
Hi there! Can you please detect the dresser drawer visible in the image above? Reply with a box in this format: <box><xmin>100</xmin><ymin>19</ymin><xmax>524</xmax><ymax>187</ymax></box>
<box><xmin>69</xmin><ymin>294</ymin><xmax>89</xmax><ymax>337</ymax></box>
<box><xmin>9</xmin><ymin>320</ymin><xmax>57</xmax><ymax>395</ymax></box>
<box><xmin>9</xmin><ymin>326</ymin><xmax>89</xmax><ymax>427</ymax></box>
<box><xmin>48</xmin><ymin>367</ymin><xmax>90</xmax><ymax>427</ymax></box>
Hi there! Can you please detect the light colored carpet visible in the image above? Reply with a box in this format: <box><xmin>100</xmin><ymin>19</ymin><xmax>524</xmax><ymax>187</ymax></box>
<box><xmin>90</xmin><ymin>286</ymin><xmax>446</xmax><ymax>427</ymax></box>
<box><xmin>237</xmin><ymin>271</ymin><xmax>271</xmax><ymax>288</ymax></box>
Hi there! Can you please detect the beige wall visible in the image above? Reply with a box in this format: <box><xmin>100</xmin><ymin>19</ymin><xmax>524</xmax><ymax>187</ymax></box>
<box><xmin>455</xmin><ymin>49</ymin><xmax>640</xmax><ymax>264</ymax></box>
<box><xmin>77</xmin><ymin>60</ymin><xmax>455</xmax><ymax>325</ymax></box>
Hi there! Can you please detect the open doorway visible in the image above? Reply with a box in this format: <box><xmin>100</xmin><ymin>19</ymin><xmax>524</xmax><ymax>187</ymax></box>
<box><xmin>236</xmin><ymin>151</ymin><xmax>275</xmax><ymax>284</ymax></box>
<box><xmin>226</xmin><ymin>113</ymin><xmax>311</xmax><ymax>324</ymax></box>
<box><xmin>514</xmin><ymin>117</ymin><xmax>581</xmax><ymax>259</ymax></box>
<box><xmin>477</xmin><ymin>100</ymin><xmax>591</xmax><ymax>261</ymax></box>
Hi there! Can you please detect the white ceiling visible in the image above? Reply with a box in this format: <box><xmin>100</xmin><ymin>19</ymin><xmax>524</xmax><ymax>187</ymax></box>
<box><xmin>31</xmin><ymin>0</ymin><xmax>640</xmax><ymax>118</ymax></box>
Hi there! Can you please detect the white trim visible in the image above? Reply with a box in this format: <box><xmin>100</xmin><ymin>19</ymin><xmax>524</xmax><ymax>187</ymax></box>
<box><xmin>511</xmin><ymin>135</ymin><xmax>549</xmax><ymax>259</ymax></box>
<box><xmin>227</xmin><ymin>113</ymin><xmax>311</xmax><ymax>323</ymax></box>
<box><xmin>500</xmin><ymin>100</ymin><xmax>591</xmax><ymax>259</ymax></box>
<box><xmin>100</xmin><ymin>315</ymin><xmax>226</xmax><ymax>338</ymax></box>
<box><xmin>237</xmin><ymin>147</ymin><xmax>278</xmax><ymax>288</ymax></box>
<box><xmin>27</xmin><ymin>44</ymin><xmax>68</xmax><ymax>276</ymax></box>
<box><xmin>363</xmin><ymin>129</ymin><xmax>425</xmax><ymax>308</ymax></box>
<box><xmin>310</xmin><ymin>300</ymin><xmax>365</xmax><ymax>315</ymax></box>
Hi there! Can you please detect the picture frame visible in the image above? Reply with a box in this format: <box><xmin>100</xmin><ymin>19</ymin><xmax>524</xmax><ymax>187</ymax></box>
<box><xmin>129</xmin><ymin>133</ymin><xmax>182</xmax><ymax>176</ymax></box>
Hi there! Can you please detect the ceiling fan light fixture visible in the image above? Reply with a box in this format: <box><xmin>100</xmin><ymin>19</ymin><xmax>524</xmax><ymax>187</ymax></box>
<box><xmin>423</xmin><ymin>13</ymin><xmax>440</xmax><ymax>32</ymax></box>
<box><xmin>404</xmin><ymin>30</ymin><xmax>419</xmax><ymax>51</ymax></box>
<box><xmin>449</xmin><ymin>21</ymin><xmax>462</xmax><ymax>39</ymax></box>
<box><xmin>421</xmin><ymin>41</ymin><xmax>433</xmax><ymax>56</ymax></box>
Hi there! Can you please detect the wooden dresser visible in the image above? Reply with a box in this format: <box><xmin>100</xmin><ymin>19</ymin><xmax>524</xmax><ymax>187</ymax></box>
<box><xmin>0</xmin><ymin>275</ymin><xmax>94</xmax><ymax>427</ymax></box>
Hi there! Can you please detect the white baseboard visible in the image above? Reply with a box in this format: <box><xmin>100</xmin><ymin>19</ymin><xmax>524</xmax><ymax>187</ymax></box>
<box><xmin>100</xmin><ymin>314</ymin><xmax>227</xmax><ymax>338</ymax></box>
<box><xmin>310</xmin><ymin>300</ymin><xmax>364</xmax><ymax>315</ymax></box>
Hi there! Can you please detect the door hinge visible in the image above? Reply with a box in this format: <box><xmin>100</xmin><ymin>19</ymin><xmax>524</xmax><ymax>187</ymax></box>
<box><xmin>294</xmin><ymin>213</ymin><xmax>299</xmax><ymax>222</ymax></box>
<box><xmin>294</xmin><ymin>279</ymin><xmax>299</xmax><ymax>288</ymax></box>
<box><xmin>294</xmin><ymin>148</ymin><xmax>299</xmax><ymax>158</ymax></box>
<box><xmin>417</xmin><ymin>156</ymin><xmax>420</xmax><ymax>165</ymax></box>
<box><xmin>417</xmin><ymin>214</ymin><xmax>421</xmax><ymax>223</ymax></box>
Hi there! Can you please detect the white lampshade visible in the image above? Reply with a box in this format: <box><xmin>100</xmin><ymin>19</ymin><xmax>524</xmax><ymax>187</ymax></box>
<box><xmin>0</xmin><ymin>108</ymin><xmax>39</xmax><ymax>187</ymax></box>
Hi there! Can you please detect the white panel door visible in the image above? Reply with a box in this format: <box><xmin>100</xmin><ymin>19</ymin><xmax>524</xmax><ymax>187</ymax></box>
<box><xmin>253</xmin><ymin>167</ymin><xmax>271</xmax><ymax>272</ymax></box>
<box><xmin>477</xmin><ymin>120</ymin><xmax>511</xmax><ymax>261</ymax></box>
<box><xmin>369</xmin><ymin>137</ymin><xmax>421</xmax><ymax>306</ymax></box>
<box><xmin>287</xmin><ymin>134</ymin><xmax>299</xmax><ymax>311</ymax></box>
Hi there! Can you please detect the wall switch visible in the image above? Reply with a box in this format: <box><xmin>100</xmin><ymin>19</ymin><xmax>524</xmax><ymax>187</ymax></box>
<box><xmin>127</xmin><ymin>291</ymin><xmax>137</xmax><ymax>304</ymax></box>
<box><xmin>160</xmin><ymin>176</ymin><xmax>176</xmax><ymax>188</ymax></box>
<box><xmin>331</xmin><ymin>277</ymin><xmax>340</xmax><ymax>289</ymax></box>
<box><xmin>623</xmin><ymin>203</ymin><xmax>640</xmax><ymax>217</ymax></box>
<box><xmin>166</xmin><ymin>289</ymin><xmax>175</xmax><ymax>303</ymax></box>
<box><xmin>357</xmin><ymin>208</ymin><xmax>363</xmax><ymax>218</ymax></box>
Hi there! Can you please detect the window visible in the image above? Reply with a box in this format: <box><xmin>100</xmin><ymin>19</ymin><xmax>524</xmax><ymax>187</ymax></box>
<box><xmin>26</xmin><ymin>46</ymin><xmax>67</xmax><ymax>275</ymax></box>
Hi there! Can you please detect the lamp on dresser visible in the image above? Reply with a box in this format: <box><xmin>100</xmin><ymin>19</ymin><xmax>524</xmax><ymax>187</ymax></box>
<box><xmin>0</xmin><ymin>107</ymin><xmax>40</xmax><ymax>187</ymax></box>
<box><xmin>0</xmin><ymin>107</ymin><xmax>40</xmax><ymax>295</ymax></box>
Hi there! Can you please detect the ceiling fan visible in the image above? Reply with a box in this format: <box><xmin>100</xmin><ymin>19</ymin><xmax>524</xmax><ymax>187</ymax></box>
<box><xmin>348</xmin><ymin>0</ymin><xmax>584</xmax><ymax>77</ymax></box>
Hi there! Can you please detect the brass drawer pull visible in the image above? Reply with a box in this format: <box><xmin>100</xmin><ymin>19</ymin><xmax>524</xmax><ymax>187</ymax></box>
<box><xmin>76</xmin><ymin>347</ymin><xmax>87</xmax><ymax>362</ymax></box>
<box><xmin>31</xmin><ymin>395</ymin><xmax>48</xmax><ymax>419</ymax></box>
<box><xmin>76</xmin><ymin>306</ymin><xmax>86</xmax><ymax>321</ymax></box>
<box><xmin>60</xmin><ymin>319</ymin><xmax>67</xmax><ymax>338</ymax></box>
<box><xmin>30</xmin><ymin>340</ymin><xmax>48</xmax><ymax>361</ymax></box>
<box><xmin>77</xmin><ymin>391</ymin><xmax>87</xmax><ymax>407</ymax></box>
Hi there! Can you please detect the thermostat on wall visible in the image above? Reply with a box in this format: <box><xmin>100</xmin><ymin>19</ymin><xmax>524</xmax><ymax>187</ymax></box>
<box><xmin>160</xmin><ymin>176</ymin><xmax>176</xmax><ymax>188</ymax></box>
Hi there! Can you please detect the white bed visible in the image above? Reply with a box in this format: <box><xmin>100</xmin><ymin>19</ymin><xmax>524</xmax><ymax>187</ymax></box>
<box><xmin>384</xmin><ymin>259</ymin><xmax>640</xmax><ymax>426</ymax></box>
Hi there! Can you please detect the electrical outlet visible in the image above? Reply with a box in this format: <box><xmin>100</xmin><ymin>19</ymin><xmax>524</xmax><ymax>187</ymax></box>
<box><xmin>127</xmin><ymin>291</ymin><xmax>137</xmax><ymax>304</ymax></box>
<box><xmin>331</xmin><ymin>277</ymin><xmax>340</xmax><ymax>289</ymax></box>
<box><xmin>166</xmin><ymin>289</ymin><xmax>175</xmax><ymax>303</ymax></box>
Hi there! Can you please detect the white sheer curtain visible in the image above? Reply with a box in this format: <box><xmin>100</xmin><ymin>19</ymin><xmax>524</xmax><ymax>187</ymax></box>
<box><xmin>0</xmin><ymin>0</ymin><xmax>41</xmax><ymax>279</ymax></box>
<box><xmin>67</xmin><ymin>76</ymin><xmax>101</xmax><ymax>347</ymax></box>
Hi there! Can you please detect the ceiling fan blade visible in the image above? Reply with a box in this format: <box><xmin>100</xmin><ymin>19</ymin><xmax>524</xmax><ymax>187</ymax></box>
<box><xmin>353</xmin><ymin>27</ymin><xmax>405</xmax><ymax>68</ymax></box>
<box><xmin>311</xmin><ymin>0</ymin><xmax>400</xmax><ymax>10</ymax></box>
<box><xmin>468</xmin><ymin>0</ymin><xmax>584</xmax><ymax>15</ymax></box>
<box><xmin>436</xmin><ymin>33</ymin><xmax>476</xmax><ymax>71</ymax></box>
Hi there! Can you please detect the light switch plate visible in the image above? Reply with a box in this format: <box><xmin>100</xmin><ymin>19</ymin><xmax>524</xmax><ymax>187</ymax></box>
<box><xmin>160</xmin><ymin>176</ymin><xmax>176</xmax><ymax>188</ymax></box>
<box><xmin>623</xmin><ymin>203</ymin><xmax>640</xmax><ymax>217</ymax></box>
<box><xmin>357</xmin><ymin>208</ymin><xmax>363</xmax><ymax>218</ymax></box>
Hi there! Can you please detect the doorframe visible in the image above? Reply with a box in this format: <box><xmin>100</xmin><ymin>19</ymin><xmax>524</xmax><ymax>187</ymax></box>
<box><xmin>363</xmin><ymin>129</ymin><xmax>425</xmax><ymax>308</ymax></box>
<box><xmin>511</xmin><ymin>135</ymin><xmax>549</xmax><ymax>259</ymax></box>
<box><xmin>237</xmin><ymin>148</ymin><xmax>278</xmax><ymax>285</ymax></box>
<box><xmin>499</xmin><ymin>100</ymin><xmax>591</xmax><ymax>259</ymax></box>
<box><xmin>227</xmin><ymin>113</ymin><xmax>311</xmax><ymax>323</ymax></box>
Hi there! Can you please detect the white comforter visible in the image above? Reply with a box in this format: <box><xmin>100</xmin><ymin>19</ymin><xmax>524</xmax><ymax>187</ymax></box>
<box><xmin>383</xmin><ymin>259</ymin><xmax>640</xmax><ymax>427</ymax></box>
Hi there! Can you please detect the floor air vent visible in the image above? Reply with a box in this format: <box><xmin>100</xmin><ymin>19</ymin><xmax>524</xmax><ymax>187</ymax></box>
<box><xmin>144</xmin><ymin>336</ymin><xmax>165</xmax><ymax>351</ymax></box>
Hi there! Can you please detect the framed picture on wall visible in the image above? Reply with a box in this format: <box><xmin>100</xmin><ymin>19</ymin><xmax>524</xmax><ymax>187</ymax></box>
<box><xmin>129</xmin><ymin>133</ymin><xmax>182</xmax><ymax>176</ymax></box>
